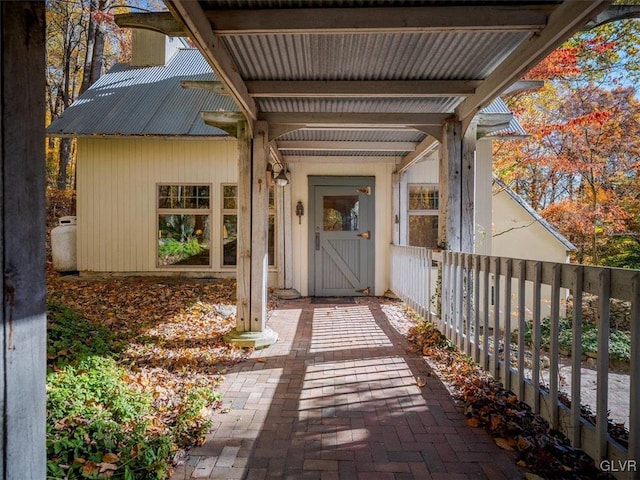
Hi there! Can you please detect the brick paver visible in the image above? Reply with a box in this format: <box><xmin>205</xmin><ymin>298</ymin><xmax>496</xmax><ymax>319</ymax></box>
<box><xmin>171</xmin><ymin>298</ymin><xmax>523</xmax><ymax>479</ymax></box>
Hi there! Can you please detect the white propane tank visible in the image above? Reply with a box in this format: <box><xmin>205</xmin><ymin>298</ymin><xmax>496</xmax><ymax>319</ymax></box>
<box><xmin>51</xmin><ymin>216</ymin><xmax>77</xmax><ymax>272</ymax></box>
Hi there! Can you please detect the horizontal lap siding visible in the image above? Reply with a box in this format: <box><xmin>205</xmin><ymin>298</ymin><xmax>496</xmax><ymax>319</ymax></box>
<box><xmin>77</xmin><ymin>137</ymin><xmax>237</xmax><ymax>273</ymax></box>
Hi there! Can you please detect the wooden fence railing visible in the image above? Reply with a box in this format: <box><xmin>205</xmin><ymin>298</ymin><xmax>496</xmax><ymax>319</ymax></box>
<box><xmin>389</xmin><ymin>245</ymin><xmax>640</xmax><ymax>479</ymax></box>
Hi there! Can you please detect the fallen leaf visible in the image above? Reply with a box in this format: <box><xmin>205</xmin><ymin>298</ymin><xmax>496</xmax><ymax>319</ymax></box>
<box><xmin>102</xmin><ymin>453</ymin><xmax>119</xmax><ymax>463</ymax></box>
<box><xmin>415</xmin><ymin>376</ymin><xmax>426</xmax><ymax>387</ymax></box>
<box><xmin>494</xmin><ymin>438</ymin><xmax>514</xmax><ymax>451</ymax></box>
<box><xmin>466</xmin><ymin>417</ymin><xmax>480</xmax><ymax>428</ymax></box>
<box><xmin>82</xmin><ymin>461</ymin><xmax>98</xmax><ymax>476</ymax></box>
<box><xmin>256</xmin><ymin>358</ymin><xmax>267</xmax><ymax>363</ymax></box>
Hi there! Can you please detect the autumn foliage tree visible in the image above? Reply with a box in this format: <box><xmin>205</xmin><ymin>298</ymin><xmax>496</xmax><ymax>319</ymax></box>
<box><xmin>46</xmin><ymin>0</ymin><xmax>132</xmax><ymax>190</ymax></box>
<box><xmin>494</xmin><ymin>18</ymin><xmax>640</xmax><ymax>267</ymax></box>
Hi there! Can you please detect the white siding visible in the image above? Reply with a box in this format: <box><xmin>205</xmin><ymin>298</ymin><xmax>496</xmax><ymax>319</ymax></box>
<box><xmin>492</xmin><ymin>188</ymin><xmax>570</xmax><ymax>263</ymax></box>
<box><xmin>289</xmin><ymin>162</ymin><xmax>396</xmax><ymax>297</ymax></box>
<box><xmin>76</xmin><ymin>137</ymin><xmax>238</xmax><ymax>273</ymax></box>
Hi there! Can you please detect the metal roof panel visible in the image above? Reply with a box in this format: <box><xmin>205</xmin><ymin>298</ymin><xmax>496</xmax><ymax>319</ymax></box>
<box><xmin>47</xmin><ymin>49</ymin><xmax>231</xmax><ymax>137</ymax></box>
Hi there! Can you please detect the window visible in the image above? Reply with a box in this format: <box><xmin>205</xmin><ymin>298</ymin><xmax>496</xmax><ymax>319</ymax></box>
<box><xmin>408</xmin><ymin>184</ymin><xmax>439</xmax><ymax>248</ymax></box>
<box><xmin>222</xmin><ymin>184</ymin><xmax>276</xmax><ymax>267</ymax></box>
<box><xmin>157</xmin><ymin>184</ymin><xmax>211</xmax><ymax>267</ymax></box>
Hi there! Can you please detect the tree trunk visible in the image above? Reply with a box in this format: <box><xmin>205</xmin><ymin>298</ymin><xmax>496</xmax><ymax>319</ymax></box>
<box><xmin>79</xmin><ymin>0</ymin><xmax>98</xmax><ymax>94</ymax></box>
<box><xmin>57</xmin><ymin>137</ymin><xmax>72</xmax><ymax>189</ymax></box>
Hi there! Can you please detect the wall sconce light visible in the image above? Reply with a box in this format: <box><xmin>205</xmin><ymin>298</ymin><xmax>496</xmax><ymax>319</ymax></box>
<box><xmin>296</xmin><ymin>200</ymin><xmax>304</xmax><ymax>224</ymax></box>
<box><xmin>274</xmin><ymin>165</ymin><xmax>289</xmax><ymax>187</ymax></box>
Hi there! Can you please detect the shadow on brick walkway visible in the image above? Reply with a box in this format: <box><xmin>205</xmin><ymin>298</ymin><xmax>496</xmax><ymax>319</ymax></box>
<box><xmin>171</xmin><ymin>298</ymin><xmax>523</xmax><ymax>480</ymax></box>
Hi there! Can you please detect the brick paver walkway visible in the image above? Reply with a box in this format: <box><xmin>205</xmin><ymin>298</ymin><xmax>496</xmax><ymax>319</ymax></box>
<box><xmin>171</xmin><ymin>298</ymin><xmax>523</xmax><ymax>479</ymax></box>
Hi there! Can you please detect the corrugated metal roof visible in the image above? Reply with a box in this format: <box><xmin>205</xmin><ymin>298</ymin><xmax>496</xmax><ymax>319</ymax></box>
<box><xmin>480</xmin><ymin>97</ymin><xmax>510</xmax><ymax>114</ymax></box>
<box><xmin>279</xmin><ymin>129</ymin><xmax>426</xmax><ymax>142</ymax></box>
<box><xmin>488</xmin><ymin>117</ymin><xmax>528</xmax><ymax>139</ymax></box>
<box><xmin>222</xmin><ymin>31</ymin><xmax>530</xmax><ymax>81</ymax></box>
<box><xmin>47</xmin><ymin>49</ymin><xmax>233</xmax><ymax>137</ymax></box>
<box><xmin>283</xmin><ymin>150</ymin><xmax>407</xmax><ymax>156</ymax></box>
<box><xmin>203</xmin><ymin>1</ymin><xmax>560</xmax><ymax>7</ymax></box>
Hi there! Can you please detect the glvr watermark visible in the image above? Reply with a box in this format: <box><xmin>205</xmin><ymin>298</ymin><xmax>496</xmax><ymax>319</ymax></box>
<box><xmin>600</xmin><ymin>460</ymin><xmax>637</xmax><ymax>472</ymax></box>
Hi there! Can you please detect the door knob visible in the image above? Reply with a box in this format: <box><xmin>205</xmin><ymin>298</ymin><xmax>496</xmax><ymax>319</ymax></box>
<box><xmin>357</xmin><ymin>231</ymin><xmax>370</xmax><ymax>240</ymax></box>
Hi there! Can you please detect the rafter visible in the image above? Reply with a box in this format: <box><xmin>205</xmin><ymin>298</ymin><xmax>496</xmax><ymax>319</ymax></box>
<box><xmin>584</xmin><ymin>5</ymin><xmax>640</xmax><ymax>30</ymax></box>
<box><xmin>397</xmin><ymin>136</ymin><xmax>439</xmax><ymax>173</ymax></box>
<box><xmin>115</xmin><ymin>12</ymin><xmax>184</xmax><ymax>36</ymax></box>
<box><xmin>277</xmin><ymin>141</ymin><xmax>417</xmax><ymax>152</ymax></box>
<box><xmin>284</xmin><ymin>155</ymin><xmax>401</xmax><ymax>164</ymax></box>
<box><xmin>182</xmin><ymin>79</ymin><xmax>479</xmax><ymax>98</ymax></box>
<box><xmin>165</xmin><ymin>0</ymin><xmax>257</xmax><ymax>125</ymax></box>
<box><xmin>205</xmin><ymin>6</ymin><xmax>549</xmax><ymax>35</ymax></box>
<box><xmin>456</xmin><ymin>0</ymin><xmax>610</xmax><ymax>128</ymax></box>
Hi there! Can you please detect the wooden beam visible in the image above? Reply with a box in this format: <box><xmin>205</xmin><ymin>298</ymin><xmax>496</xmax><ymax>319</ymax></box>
<box><xmin>181</xmin><ymin>80</ymin><xmax>226</xmax><ymax>95</ymax></box>
<box><xmin>397</xmin><ymin>136</ymin><xmax>439</xmax><ymax>173</ymax></box>
<box><xmin>2</xmin><ymin>2</ymin><xmax>47</xmax><ymax>476</ymax></box>
<box><xmin>285</xmin><ymin>155</ymin><xmax>401</xmax><ymax>164</ymax></box>
<box><xmin>166</xmin><ymin>0</ymin><xmax>257</xmax><ymax>125</ymax></box>
<box><xmin>205</xmin><ymin>6</ymin><xmax>549</xmax><ymax>34</ymax></box>
<box><xmin>584</xmin><ymin>5</ymin><xmax>640</xmax><ymax>30</ymax></box>
<box><xmin>247</xmin><ymin>80</ymin><xmax>479</xmax><ymax>98</ymax></box>
<box><xmin>201</xmin><ymin>111</ymin><xmax>245</xmax><ymax>137</ymax></box>
<box><xmin>456</xmin><ymin>0</ymin><xmax>610</xmax><ymax>127</ymax></box>
<box><xmin>259</xmin><ymin>112</ymin><xmax>450</xmax><ymax>128</ymax></box>
<box><xmin>184</xmin><ymin>79</ymin><xmax>479</xmax><ymax>98</ymax></box>
<box><xmin>115</xmin><ymin>12</ymin><xmax>185</xmax><ymax>36</ymax></box>
<box><xmin>501</xmin><ymin>80</ymin><xmax>545</xmax><ymax>97</ymax></box>
<box><xmin>277</xmin><ymin>141</ymin><xmax>417</xmax><ymax>152</ymax></box>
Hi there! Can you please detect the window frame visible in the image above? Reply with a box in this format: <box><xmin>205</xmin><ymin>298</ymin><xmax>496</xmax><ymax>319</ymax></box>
<box><xmin>221</xmin><ymin>183</ymin><xmax>277</xmax><ymax>269</ymax></box>
<box><xmin>156</xmin><ymin>183</ymin><xmax>212</xmax><ymax>268</ymax></box>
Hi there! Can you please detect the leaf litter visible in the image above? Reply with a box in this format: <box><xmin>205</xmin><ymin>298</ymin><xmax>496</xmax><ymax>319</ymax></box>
<box><xmin>47</xmin><ymin>273</ymin><xmax>253</xmax><ymax>471</ymax></box>
<box><xmin>404</xmin><ymin>307</ymin><xmax>613</xmax><ymax>480</ymax></box>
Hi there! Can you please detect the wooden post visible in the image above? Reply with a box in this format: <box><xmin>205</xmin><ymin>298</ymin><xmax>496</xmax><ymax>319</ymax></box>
<box><xmin>235</xmin><ymin>121</ymin><xmax>251</xmax><ymax>332</ymax></box>
<box><xmin>250</xmin><ymin>121</ymin><xmax>269</xmax><ymax>330</ymax></box>
<box><xmin>225</xmin><ymin>121</ymin><xmax>278</xmax><ymax>348</ymax></box>
<box><xmin>438</xmin><ymin>118</ymin><xmax>476</xmax><ymax>252</ymax></box>
<box><xmin>1</xmin><ymin>2</ymin><xmax>47</xmax><ymax>477</ymax></box>
<box><xmin>276</xmin><ymin>176</ymin><xmax>294</xmax><ymax>290</ymax></box>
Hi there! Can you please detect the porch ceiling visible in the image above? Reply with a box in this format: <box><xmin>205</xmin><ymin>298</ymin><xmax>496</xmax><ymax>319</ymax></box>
<box><xmin>121</xmin><ymin>0</ymin><xmax>610</xmax><ymax>168</ymax></box>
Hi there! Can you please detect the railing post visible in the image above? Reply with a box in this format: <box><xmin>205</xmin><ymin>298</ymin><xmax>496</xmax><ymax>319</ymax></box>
<box><xmin>472</xmin><ymin>255</ymin><xmax>481</xmax><ymax>364</ymax></box>
<box><xmin>455</xmin><ymin>252</ymin><xmax>463</xmax><ymax>348</ymax></box>
<box><xmin>502</xmin><ymin>258</ymin><xmax>513</xmax><ymax>391</ymax></box>
<box><xmin>482</xmin><ymin>256</ymin><xmax>490</xmax><ymax>372</ymax></box>
<box><xmin>532</xmin><ymin>261</ymin><xmax>542</xmax><ymax>413</ymax></box>
<box><xmin>464</xmin><ymin>254</ymin><xmax>472</xmax><ymax>357</ymax></box>
<box><xmin>596</xmin><ymin>268</ymin><xmax>611</xmax><ymax>463</ymax></box>
<box><xmin>569</xmin><ymin>265</ymin><xmax>584</xmax><ymax>447</ymax></box>
<box><xmin>491</xmin><ymin>256</ymin><xmax>501</xmax><ymax>380</ymax></box>
<box><xmin>629</xmin><ymin>273</ymin><xmax>640</xmax><ymax>479</ymax></box>
<box><xmin>427</xmin><ymin>249</ymin><xmax>433</xmax><ymax>323</ymax></box>
<box><xmin>549</xmin><ymin>263</ymin><xmax>562</xmax><ymax>429</ymax></box>
<box><xmin>517</xmin><ymin>259</ymin><xmax>526</xmax><ymax>401</ymax></box>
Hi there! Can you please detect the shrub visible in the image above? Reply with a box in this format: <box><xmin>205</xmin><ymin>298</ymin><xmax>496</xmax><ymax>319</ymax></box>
<box><xmin>515</xmin><ymin>317</ymin><xmax>630</xmax><ymax>363</ymax></box>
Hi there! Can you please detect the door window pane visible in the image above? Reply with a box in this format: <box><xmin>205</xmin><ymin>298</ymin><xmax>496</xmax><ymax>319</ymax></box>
<box><xmin>323</xmin><ymin>195</ymin><xmax>359</xmax><ymax>231</ymax></box>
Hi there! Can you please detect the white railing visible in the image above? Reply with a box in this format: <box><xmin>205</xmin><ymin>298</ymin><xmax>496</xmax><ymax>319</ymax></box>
<box><xmin>389</xmin><ymin>245</ymin><xmax>640</xmax><ymax>480</ymax></box>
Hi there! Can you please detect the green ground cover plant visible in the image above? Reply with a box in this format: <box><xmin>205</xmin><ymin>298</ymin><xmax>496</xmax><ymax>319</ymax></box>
<box><xmin>516</xmin><ymin>317</ymin><xmax>631</xmax><ymax>363</ymax></box>
<box><xmin>46</xmin><ymin>301</ymin><xmax>222</xmax><ymax>479</ymax></box>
